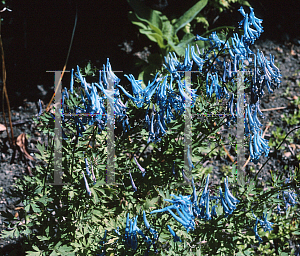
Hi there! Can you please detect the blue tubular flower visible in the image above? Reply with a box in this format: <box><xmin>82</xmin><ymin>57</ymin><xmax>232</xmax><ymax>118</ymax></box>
<box><xmin>182</xmin><ymin>168</ymin><xmax>192</xmax><ymax>183</ymax></box>
<box><xmin>197</xmin><ymin>32</ymin><xmax>226</xmax><ymax>51</ymax></box>
<box><xmin>76</xmin><ymin>65</ymin><xmax>92</xmax><ymax>91</ymax></box>
<box><xmin>131</xmin><ymin>216</ymin><xmax>138</xmax><ymax>250</ymax></box>
<box><xmin>252</xmin><ymin>211</ymin><xmax>273</xmax><ymax>243</ymax></box>
<box><xmin>143</xmin><ymin>211</ymin><xmax>158</xmax><ymax>240</ymax></box>
<box><xmin>249</xmin><ymin>7</ymin><xmax>263</xmax><ymax>35</ymax></box>
<box><xmin>249</xmin><ymin>128</ymin><xmax>270</xmax><ymax>163</ymax></box>
<box><xmin>204</xmin><ymin>190</ymin><xmax>211</xmax><ymax>221</ymax></box>
<box><xmin>183</xmin><ymin>45</ymin><xmax>193</xmax><ymax>71</ymax></box>
<box><xmin>187</xmin><ymin>145</ymin><xmax>194</xmax><ymax>171</ymax></box>
<box><xmin>143</xmin><ymin>211</ymin><xmax>151</xmax><ymax>229</ymax></box>
<box><xmin>206</xmin><ymin>73</ymin><xmax>224</xmax><ymax>100</ymax></box>
<box><xmin>195</xmin><ymin>34</ymin><xmax>210</xmax><ymax>42</ymax></box>
<box><xmin>177</xmin><ymin>79</ymin><xmax>197</xmax><ymax>107</ymax></box>
<box><xmin>199</xmin><ymin>174</ymin><xmax>210</xmax><ymax>209</ymax></box>
<box><xmin>238</xmin><ymin>7</ymin><xmax>263</xmax><ymax>45</ymax></box>
<box><xmin>256</xmin><ymin>50</ymin><xmax>281</xmax><ymax>94</ymax></box>
<box><xmin>38</xmin><ymin>99</ymin><xmax>43</xmax><ymax>116</ymax></box>
<box><xmin>224</xmin><ymin>177</ymin><xmax>240</xmax><ymax>208</ymax></box>
<box><xmin>175</xmin><ymin>206</ymin><xmax>190</xmax><ymax>224</ymax></box>
<box><xmin>167</xmin><ymin>225</ymin><xmax>182</xmax><ymax>242</ymax></box>
<box><xmin>157</xmin><ymin>113</ymin><xmax>167</xmax><ymax>136</ymax></box>
<box><xmin>124</xmin><ymin>74</ymin><xmax>144</xmax><ymax>107</ymax></box>
<box><xmin>163</xmin><ymin>52</ymin><xmax>181</xmax><ymax>79</ymax></box>
<box><xmin>104</xmin><ymin>58</ymin><xmax>120</xmax><ymax>87</ymax></box>
<box><xmin>253</xmin><ymin>218</ymin><xmax>263</xmax><ymax>244</ymax></box>
<box><xmin>85</xmin><ymin>158</ymin><xmax>91</xmax><ymax>177</ymax></box>
<box><xmin>144</xmin><ymin>73</ymin><xmax>161</xmax><ymax>104</ymax></box>
<box><xmin>70</xmin><ymin>68</ymin><xmax>74</xmax><ymax>94</ymax></box>
<box><xmin>82</xmin><ymin>171</ymin><xmax>91</xmax><ymax>197</ymax></box>
<box><xmin>219</xmin><ymin>187</ymin><xmax>233</xmax><ymax>217</ymax></box>
<box><xmin>283</xmin><ymin>190</ymin><xmax>297</xmax><ymax>210</ymax></box>
<box><xmin>134</xmin><ymin>156</ymin><xmax>146</xmax><ymax>177</ymax></box>
<box><xmin>125</xmin><ymin>213</ymin><xmax>130</xmax><ymax>246</ymax></box>
<box><xmin>246</xmin><ymin>104</ymin><xmax>260</xmax><ymax>133</ymax></box>
<box><xmin>129</xmin><ymin>171</ymin><xmax>137</xmax><ymax>192</ymax></box>
<box><xmin>124</xmin><ymin>214</ymin><xmax>139</xmax><ymax>250</ymax></box>
<box><xmin>231</xmin><ymin>33</ymin><xmax>253</xmax><ymax>58</ymax></box>
<box><xmin>261</xmin><ymin>213</ymin><xmax>273</xmax><ymax>232</ymax></box>
<box><xmin>191</xmin><ymin>46</ymin><xmax>204</xmax><ymax>71</ymax></box>
<box><xmin>156</xmin><ymin>76</ymin><xmax>168</xmax><ymax>106</ymax></box>
<box><xmin>167</xmin><ymin>208</ymin><xmax>192</xmax><ymax>232</ymax></box>
<box><xmin>211</xmin><ymin>198</ymin><xmax>219</xmax><ymax>218</ymax></box>
<box><xmin>150</xmin><ymin>205</ymin><xmax>176</xmax><ymax>214</ymax></box>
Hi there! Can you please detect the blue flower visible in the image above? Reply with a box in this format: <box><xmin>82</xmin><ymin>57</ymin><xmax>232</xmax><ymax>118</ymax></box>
<box><xmin>125</xmin><ymin>214</ymin><xmax>139</xmax><ymax>250</ymax></box>
<box><xmin>143</xmin><ymin>211</ymin><xmax>158</xmax><ymax>240</ymax></box>
<box><xmin>38</xmin><ymin>99</ymin><xmax>43</xmax><ymax>116</ymax></box>
<box><xmin>252</xmin><ymin>211</ymin><xmax>273</xmax><ymax>243</ymax></box>
<box><xmin>182</xmin><ymin>168</ymin><xmax>192</xmax><ymax>183</ymax></box>
<box><xmin>196</xmin><ymin>32</ymin><xmax>226</xmax><ymax>51</ymax></box>
<box><xmin>163</xmin><ymin>52</ymin><xmax>182</xmax><ymax>79</ymax></box>
<box><xmin>198</xmin><ymin>175</ymin><xmax>213</xmax><ymax>220</ymax></box>
<box><xmin>249</xmin><ymin>128</ymin><xmax>270</xmax><ymax>163</ymax></box>
<box><xmin>187</xmin><ymin>145</ymin><xmax>194</xmax><ymax>171</ymax></box>
<box><xmin>151</xmin><ymin>193</ymin><xmax>195</xmax><ymax>232</ymax></box>
<box><xmin>177</xmin><ymin>79</ymin><xmax>197</xmax><ymax>107</ymax></box>
<box><xmin>70</xmin><ymin>68</ymin><xmax>74</xmax><ymax>94</ymax></box>
<box><xmin>282</xmin><ymin>190</ymin><xmax>297</xmax><ymax>210</ymax></box>
<box><xmin>255</xmin><ymin>50</ymin><xmax>281</xmax><ymax>94</ymax></box>
<box><xmin>224</xmin><ymin>177</ymin><xmax>240</xmax><ymax>207</ymax></box>
<box><xmin>253</xmin><ymin>218</ymin><xmax>263</xmax><ymax>244</ymax></box>
<box><xmin>101</xmin><ymin>58</ymin><xmax>121</xmax><ymax>88</ymax></box>
<box><xmin>219</xmin><ymin>177</ymin><xmax>240</xmax><ymax>217</ymax></box>
<box><xmin>219</xmin><ymin>187</ymin><xmax>233</xmax><ymax>217</ymax></box>
<box><xmin>82</xmin><ymin>171</ymin><xmax>91</xmax><ymax>197</ymax></box>
<box><xmin>85</xmin><ymin>158</ymin><xmax>91</xmax><ymax>177</ymax></box>
<box><xmin>134</xmin><ymin>156</ymin><xmax>146</xmax><ymax>177</ymax></box>
<box><xmin>191</xmin><ymin>46</ymin><xmax>204</xmax><ymax>71</ymax></box>
<box><xmin>167</xmin><ymin>225</ymin><xmax>182</xmax><ymax>242</ymax></box>
<box><xmin>129</xmin><ymin>171</ymin><xmax>137</xmax><ymax>192</ymax></box>
<box><xmin>183</xmin><ymin>45</ymin><xmax>193</xmax><ymax>71</ymax></box>
<box><xmin>238</xmin><ymin>6</ymin><xmax>263</xmax><ymax>45</ymax></box>
<box><xmin>206</xmin><ymin>73</ymin><xmax>223</xmax><ymax>100</ymax></box>
<box><xmin>118</xmin><ymin>73</ymin><xmax>161</xmax><ymax>108</ymax></box>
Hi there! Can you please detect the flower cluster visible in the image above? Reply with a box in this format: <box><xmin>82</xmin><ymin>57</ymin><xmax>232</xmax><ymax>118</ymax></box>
<box><xmin>197</xmin><ymin>7</ymin><xmax>281</xmax><ymax>163</ymax></box>
<box><xmin>151</xmin><ymin>174</ymin><xmax>240</xmax><ymax>241</ymax></box>
<box><xmin>112</xmin><ymin>212</ymin><xmax>158</xmax><ymax>253</ymax></box>
<box><xmin>276</xmin><ymin>178</ymin><xmax>298</xmax><ymax>214</ymax></box>
<box><xmin>61</xmin><ymin>6</ymin><xmax>281</xmax><ymax>164</ymax></box>
<box><xmin>252</xmin><ymin>211</ymin><xmax>274</xmax><ymax>244</ymax></box>
<box><xmin>61</xmin><ymin>59</ymin><xmax>130</xmax><ymax>135</ymax></box>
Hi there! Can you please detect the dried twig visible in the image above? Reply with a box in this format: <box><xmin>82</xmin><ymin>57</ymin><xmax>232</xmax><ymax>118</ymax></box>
<box><xmin>0</xmin><ymin>13</ymin><xmax>14</xmax><ymax>147</ymax></box>
<box><xmin>46</xmin><ymin>6</ymin><xmax>77</xmax><ymax>112</ymax></box>
<box><xmin>261</xmin><ymin>106</ymin><xmax>287</xmax><ymax>112</ymax></box>
<box><xmin>222</xmin><ymin>144</ymin><xmax>235</xmax><ymax>163</ymax></box>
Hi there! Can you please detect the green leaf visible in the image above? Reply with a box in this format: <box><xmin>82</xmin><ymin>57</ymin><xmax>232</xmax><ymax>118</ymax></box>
<box><xmin>127</xmin><ymin>0</ymin><xmax>164</xmax><ymax>31</ymax></box>
<box><xmin>31</xmin><ymin>203</ymin><xmax>41</xmax><ymax>213</ymax></box>
<box><xmin>173</xmin><ymin>0</ymin><xmax>208</xmax><ymax>34</ymax></box>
